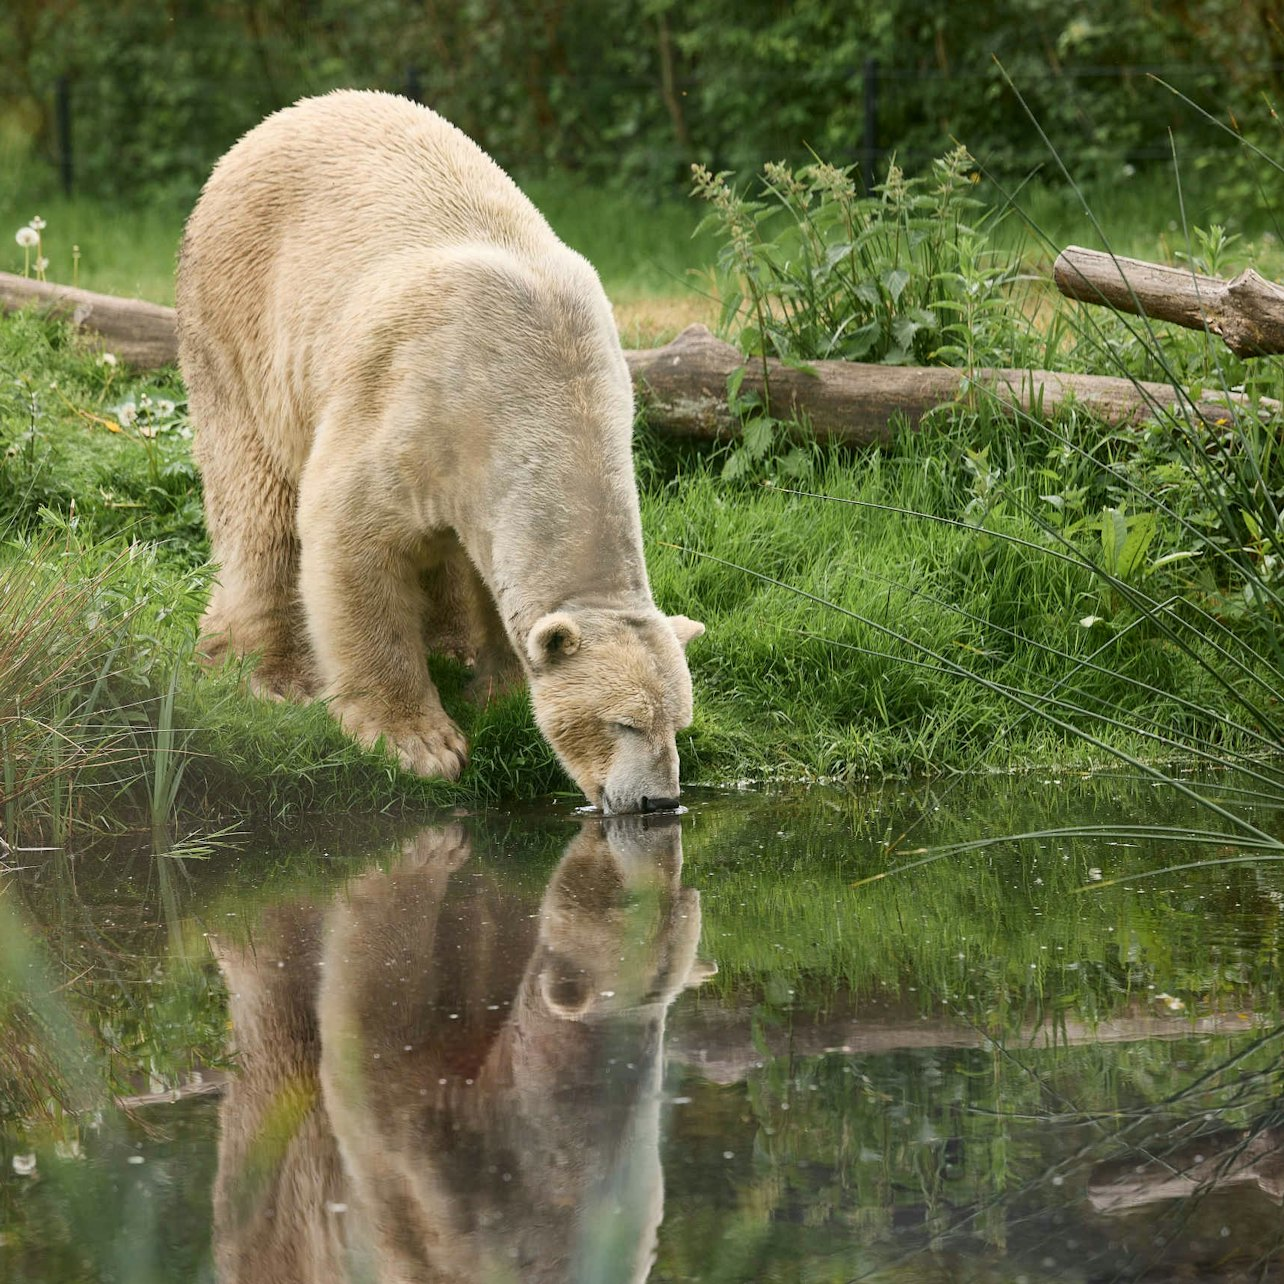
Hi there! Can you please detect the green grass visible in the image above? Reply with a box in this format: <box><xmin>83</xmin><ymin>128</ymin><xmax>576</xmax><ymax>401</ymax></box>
<box><xmin>645</xmin><ymin>428</ymin><xmax>1283</xmax><ymax>783</ymax></box>
<box><xmin>7</xmin><ymin>154</ymin><xmax>1280</xmax><ymax>312</ymax></box>
<box><xmin>999</xmin><ymin>169</ymin><xmax>1284</xmax><ymax>272</ymax></box>
<box><xmin>3</xmin><ymin>146</ymin><xmax>1284</xmax><ymax>838</ymax></box>
<box><xmin>3</xmin><ymin>300</ymin><xmax>1283</xmax><ymax>839</ymax></box>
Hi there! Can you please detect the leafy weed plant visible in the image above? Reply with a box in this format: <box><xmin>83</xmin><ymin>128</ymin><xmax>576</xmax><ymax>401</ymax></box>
<box><xmin>691</xmin><ymin>145</ymin><xmax>1035</xmax><ymax>371</ymax></box>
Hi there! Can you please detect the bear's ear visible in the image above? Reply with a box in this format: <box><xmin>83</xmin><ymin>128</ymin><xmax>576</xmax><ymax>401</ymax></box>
<box><xmin>539</xmin><ymin>963</ymin><xmax>593</xmax><ymax>1019</ymax></box>
<box><xmin>668</xmin><ymin>615</ymin><xmax>705</xmax><ymax>649</ymax></box>
<box><xmin>527</xmin><ymin>611</ymin><xmax>582</xmax><ymax>666</ymax></box>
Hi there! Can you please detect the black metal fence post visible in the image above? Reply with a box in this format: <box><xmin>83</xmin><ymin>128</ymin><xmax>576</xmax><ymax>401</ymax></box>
<box><xmin>56</xmin><ymin>75</ymin><xmax>72</xmax><ymax>197</ymax></box>
<box><xmin>404</xmin><ymin>65</ymin><xmax>422</xmax><ymax>104</ymax></box>
<box><xmin>861</xmin><ymin>57</ymin><xmax>878</xmax><ymax>192</ymax></box>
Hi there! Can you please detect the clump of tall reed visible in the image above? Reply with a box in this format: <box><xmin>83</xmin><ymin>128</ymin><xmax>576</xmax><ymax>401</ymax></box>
<box><xmin>0</xmin><ymin>526</ymin><xmax>204</xmax><ymax>840</ymax></box>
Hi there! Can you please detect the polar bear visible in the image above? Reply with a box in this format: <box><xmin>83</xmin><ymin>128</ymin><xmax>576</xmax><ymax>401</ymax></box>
<box><xmin>212</xmin><ymin>816</ymin><xmax>712</xmax><ymax>1283</ymax></box>
<box><xmin>176</xmin><ymin>90</ymin><xmax>702</xmax><ymax>812</ymax></box>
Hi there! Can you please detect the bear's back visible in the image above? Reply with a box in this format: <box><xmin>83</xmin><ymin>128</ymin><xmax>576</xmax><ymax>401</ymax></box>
<box><xmin>176</xmin><ymin>91</ymin><xmax>614</xmax><ymax>463</ymax></box>
<box><xmin>183</xmin><ymin>90</ymin><xmax>559</xmax><ymax>272</ymax></box>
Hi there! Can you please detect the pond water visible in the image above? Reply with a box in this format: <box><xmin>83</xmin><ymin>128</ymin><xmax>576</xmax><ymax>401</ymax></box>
<box><xmin>4</xmin><ymin>776</ymin><xmax>1284</xmax><ymax>1282</ymax></box>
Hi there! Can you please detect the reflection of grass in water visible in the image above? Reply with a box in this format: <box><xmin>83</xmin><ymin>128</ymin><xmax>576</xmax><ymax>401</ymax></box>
<box><xmin>658</xmin><ymin>1025</ymin><xmax>1284</xmax><ymax>1281</ymax></box>
<box><xmin>0</xmin><ymin>813</ymin><xmax>572</xmax><ymax>1135</ymax></box>
<box><xmin>4</xmin><ymin>798</ymin><xmax>1284</xmax><ymax>1278</ymax></box>
<box><xmin>0</xmin><ymin>891</ymin><xmax>105</xmax><ymax>1134</ymax></box>
<box><xmin>1</xmin><ymin>840</ymin><xmax>231</xmax><ymax>1148</ymax></box>
<box><xmin>681</xmin><ymin>780</ymin><xmax>1284</xmax><ymax>1031</ymax></box>
<box><xmin>8</xmin><ymin>781</ymin><xmax>1284</xmax><ymax>1145</ymax></box>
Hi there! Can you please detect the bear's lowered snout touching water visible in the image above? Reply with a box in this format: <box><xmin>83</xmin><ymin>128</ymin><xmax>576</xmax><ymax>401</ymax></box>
<box><xmin>177</xmin><ymin>90</ymin><xmax>702</xmax><ymax>812</ymax></box>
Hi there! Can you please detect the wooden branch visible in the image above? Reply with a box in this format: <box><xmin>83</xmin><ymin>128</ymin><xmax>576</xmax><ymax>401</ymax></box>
<box><xmin>1053</xmin><ymin>245</ymin><xmax>1284</xmax><ymax>358</ymax></box>
<box><xmin>624</xmin><ymin>325</ymin><xmax>1274</xmax><ymax>443</ymax></box>
<box><xmin>2</xmin><ymin>274</ymin><xmax>1274</xmax><ymax>438</ymax></box>
<box><xmin>0</xmin><ymin>272</ymin><xmax>178</xmax><ymax>368</ymax></box>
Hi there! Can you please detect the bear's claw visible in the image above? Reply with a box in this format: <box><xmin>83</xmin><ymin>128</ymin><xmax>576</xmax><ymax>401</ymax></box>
<box><xmin>335</xmin><ymin>701</ymin><xmax>468</xmax><ymax>781</ymax></box>
<box><xmin>249</xmin><ymin>664</ymin><xmax>318</xmax><ymax>704</ymax></box>
<box><xmin>381</xmin><ymin>721</ymin><xmax>469</xmax><ymax>781</ymax></box>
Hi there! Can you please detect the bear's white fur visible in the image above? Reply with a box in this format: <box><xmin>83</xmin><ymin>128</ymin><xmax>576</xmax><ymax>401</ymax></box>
<box><xmin>177</xmin><ymin>90</ymin><xmax>701</xmax><ymax>811</ymax></box>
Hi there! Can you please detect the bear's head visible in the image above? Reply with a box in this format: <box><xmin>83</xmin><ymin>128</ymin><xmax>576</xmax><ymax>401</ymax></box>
<box><xmin>534</xmin><ymin>812</ymin><xmax>710</xmax><ymax>1020</ymax></box>
<box><xmin>525</xmin><ymin>607</ymin><xmax>703</xmax><ymax>815</ymax></box>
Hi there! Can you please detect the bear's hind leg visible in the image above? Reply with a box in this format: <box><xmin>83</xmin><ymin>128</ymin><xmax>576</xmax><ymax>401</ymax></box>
<box><xmin>457</xmin><ymin>561</ymin><xmax>524</xmax><ymax>707</ymax></box>
<box><xmin>422</xmin><ymin>544</ymin><xmax>524</xmax><ymax>705</ymax></box>
<box><xmin>195</xmin><ymin>410</ymin><xmax>315</xmax><ymax>702</ymax></box>
<box><xmin>297</xmin><ymin>466</ymin><xmax>467</xmax><ymax>781</ymax></box>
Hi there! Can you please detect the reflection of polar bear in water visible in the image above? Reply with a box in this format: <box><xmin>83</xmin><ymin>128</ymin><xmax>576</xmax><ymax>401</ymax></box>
<box><xmin>212</xmin><ymin>816</ymin><xmax>712</xmax><ymax>1283</ymax></box>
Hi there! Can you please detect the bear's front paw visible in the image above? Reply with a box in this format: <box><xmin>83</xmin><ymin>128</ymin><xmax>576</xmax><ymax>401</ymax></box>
<box><xmin>335</xmin><ymin>701</ymin><xmax>469</xmax><ymax>781</ymax></box>
<box><xmin>382</xmin><ymin>717</ymin><xmax>469</xmax><ymax>780</ymax></box>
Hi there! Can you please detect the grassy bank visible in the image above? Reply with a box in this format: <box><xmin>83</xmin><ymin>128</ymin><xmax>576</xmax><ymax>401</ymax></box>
<box><xmin>2</xmin><ymin>319</ymin><xmax>1282</xmax><ymax>836</ymax></box>
<box><xmin>3</xmin><ymin>148</ymin><xmax>1284</xmax><ymax>837</ymax></box>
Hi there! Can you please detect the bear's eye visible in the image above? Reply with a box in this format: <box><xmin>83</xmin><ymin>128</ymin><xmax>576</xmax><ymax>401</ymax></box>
<box><xmin>612</xmin><ymin>720</ymin><xmax>642</xmax><ymax>735</ymax></box>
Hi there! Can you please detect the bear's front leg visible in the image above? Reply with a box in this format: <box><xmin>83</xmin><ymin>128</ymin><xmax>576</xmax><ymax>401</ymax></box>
<box><xmin>297</xmin><ymin>468</ymin><xmax>468</xmax><ymax>782</ymax></box>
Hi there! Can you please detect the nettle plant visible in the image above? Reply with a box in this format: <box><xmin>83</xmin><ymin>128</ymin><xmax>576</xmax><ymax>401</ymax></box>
<box><xmin>692</xmin><ymin>147</ymin><xmax>1031</xmax><ymax>479</ymax></box>
<box><xmin>691</xmin><ymin>146</ymin><xmax>1028</xmax><ymax>369</ymax></box>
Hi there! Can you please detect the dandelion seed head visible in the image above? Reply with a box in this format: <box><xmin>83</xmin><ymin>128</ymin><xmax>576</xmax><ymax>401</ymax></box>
<box><xmin>15</xmin><ymin>227</ymin><xmax>38</xmax><ymax>248</ymax></box>
<box><xmin>28</xmin><ymin>216</ymin><xmax>46</xmax><ymax>231</ymax></box>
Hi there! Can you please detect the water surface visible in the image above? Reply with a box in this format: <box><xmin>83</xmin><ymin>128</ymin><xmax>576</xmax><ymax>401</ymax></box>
<box><xmin>4</xmin><ymin>776</ymin><xmax>1284</xmax><ymax>1281</ymax></box>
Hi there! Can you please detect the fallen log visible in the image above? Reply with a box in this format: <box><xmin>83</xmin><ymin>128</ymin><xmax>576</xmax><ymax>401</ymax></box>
<box><xmin>624</xmin><ymin>324</ymin><xmax>1273</xmax><ymax>443</ymax></box>
<box><xmin>668</xmin><ymin>995</ymin><xmax>1261</xmax><ymax>1086</ymax></box>
<box><xmin>1053</xmin><ymin>244</ymin><xmax>1284</xmax><ymax>358</ymax></box>
<box><xmin>1</xmin><ymin>273</ymin><xmax>1273</xmax><ymax>441</ymax></box>
<box><xmin>0</xmin><ymin>272</ymin><xmax>179</xmax><ymax>368</ymax></box>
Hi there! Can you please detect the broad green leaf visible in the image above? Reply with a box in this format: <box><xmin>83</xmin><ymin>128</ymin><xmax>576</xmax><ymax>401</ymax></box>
<box><xmin>855</xmin><ymin>280</ymin><xmax>880</xmax><ymax>308</ymax></box>
<box><xmin>743</xmin><ymin>416</ymin><xmax>775</xmax><ymax>460</ymax></box>
<box><xmin>1117</xmin><ymin>512</ymin><xmax>1157</xmax><ymax>581</ymax></box>
<box><xmin>882</xmin><ymin>267</ymin><xmax>911</xmax><ymax>302</ymax></box>
<box><xmin>1100</xmin><ymin>505</ymin><xmax>1130</xmax><ymax>575</ymax></box>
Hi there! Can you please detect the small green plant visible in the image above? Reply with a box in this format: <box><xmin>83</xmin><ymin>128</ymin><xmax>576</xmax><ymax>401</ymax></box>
<box><xmin>1174</xmin><ymin>222</ymin><xmax>1241</xmax><ymax>277</ymax></box>
<box><xmin>717</xmin><ymin>365</ymin><xmax>816</xmax><ymax>483</ymax></box>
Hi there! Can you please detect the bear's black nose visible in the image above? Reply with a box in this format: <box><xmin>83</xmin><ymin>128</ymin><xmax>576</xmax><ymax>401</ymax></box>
<box><xmin>640</xmin><ymin>795</ymin><xmax>680</xmax><ymax>813</ymax></box>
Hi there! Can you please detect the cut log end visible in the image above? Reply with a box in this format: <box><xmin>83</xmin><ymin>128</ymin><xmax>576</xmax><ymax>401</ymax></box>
<box><xmin>1053</xmin><ymin>245</ymin><xmax>1284</xmax><ymax>359</ymax></box>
